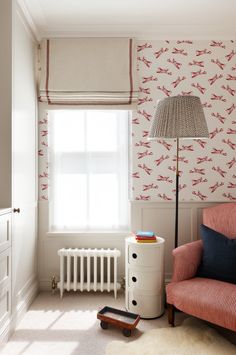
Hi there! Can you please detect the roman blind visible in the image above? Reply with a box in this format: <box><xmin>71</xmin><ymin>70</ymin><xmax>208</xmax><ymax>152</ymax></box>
<box><xmin>39</xmin><ymin>38</ymin><xmax>137</xmax><ymax>107</ymax></box>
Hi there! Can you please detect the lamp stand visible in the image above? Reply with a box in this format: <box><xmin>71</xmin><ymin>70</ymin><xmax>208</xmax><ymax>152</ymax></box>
<box><xmin>175</xmin><ymin>138</ymin><xmax>179</xmax><ymax>248</ymax></box>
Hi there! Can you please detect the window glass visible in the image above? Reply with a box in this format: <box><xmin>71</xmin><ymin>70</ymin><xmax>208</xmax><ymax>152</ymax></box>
<box><xmin>49</xmin><ymin>110</ymin><xmax>129</xmax><ymax>231</ymax></box>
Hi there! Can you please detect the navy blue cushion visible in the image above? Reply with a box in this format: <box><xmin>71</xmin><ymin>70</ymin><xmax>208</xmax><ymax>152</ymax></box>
<box><xmin>197</xmin><ymin>224</ymin><xmax>236</xmax><ymax>284</ymax></box>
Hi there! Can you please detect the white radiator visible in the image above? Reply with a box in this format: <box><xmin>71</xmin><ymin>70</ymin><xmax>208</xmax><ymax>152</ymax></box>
<box><xmin>57</xmin><ymin>248</ymin><xmax>121</xmax><ymax>298</ymax></box>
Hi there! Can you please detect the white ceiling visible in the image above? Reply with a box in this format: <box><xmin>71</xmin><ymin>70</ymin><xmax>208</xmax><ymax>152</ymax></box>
<box><xmin>17</xmin><ymin>0</ymin><xmax>236</xmax><ymax>40</ymax></box>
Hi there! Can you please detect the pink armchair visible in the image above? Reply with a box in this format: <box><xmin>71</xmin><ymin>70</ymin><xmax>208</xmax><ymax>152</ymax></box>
<box><xmin>166</xmin><ymin>203</ymin><xmax>236</xmax><ymax>331</ymax></box>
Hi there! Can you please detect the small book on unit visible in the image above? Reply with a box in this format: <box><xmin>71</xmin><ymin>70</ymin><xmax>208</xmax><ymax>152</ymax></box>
<box><xmin>136</xmin><ymin>231</ymin><xmax>155</xmax><ymax>238</ymax></box>
<box><xmin>135</xmin><ymin>236</ymin><xmax>156</xmax><ymax>241</ymax></box>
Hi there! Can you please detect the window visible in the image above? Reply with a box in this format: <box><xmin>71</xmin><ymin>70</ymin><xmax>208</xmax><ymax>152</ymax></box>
<box><xmin>49</xmin><ymin>110</ymin><xmax>129</xmax><ymax>231</ymax></box>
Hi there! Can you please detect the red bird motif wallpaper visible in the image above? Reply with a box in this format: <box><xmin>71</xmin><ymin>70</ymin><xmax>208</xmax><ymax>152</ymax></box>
<box><xmin>39</xmin><ymin>40</ymin><xmax>236</xmax><ymax>202</ymax></box>
<box><xmin>132</xmin><ymin>40</ymin><xmax>236</xmax><ymax>202</ymax></box>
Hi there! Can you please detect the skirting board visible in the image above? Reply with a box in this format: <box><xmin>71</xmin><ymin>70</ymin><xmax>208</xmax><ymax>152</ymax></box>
<box><xmin>39</xmin><ymin>275</ymin><xmax>171</xmax><ymax>292</ymax></box>
<box><xmin>39</xmin><ymin>275</ymin><xmax>125</xmax><ymax>292</ymax></box>
<box><xmin>0</xmin><ymin>276</ymin><xmax>39</xmax><ymax>343</ymax></box>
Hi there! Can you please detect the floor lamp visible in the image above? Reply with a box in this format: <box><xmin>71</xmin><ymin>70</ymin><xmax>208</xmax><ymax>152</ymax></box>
<box><xmin>148</xmin><ymin>96</ymin><xmax>209</xmax><ymax>248</ymax></box>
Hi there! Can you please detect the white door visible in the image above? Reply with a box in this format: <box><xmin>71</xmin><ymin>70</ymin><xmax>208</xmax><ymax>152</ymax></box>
<box><xmin>11</xmin><ymin>11</ymin><xmax>37</xmax><ymax>311</ymax></box>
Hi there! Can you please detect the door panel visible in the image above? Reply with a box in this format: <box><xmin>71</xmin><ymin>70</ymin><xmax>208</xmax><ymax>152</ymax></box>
<box><xmin>12</xmin><ymin>11</ymin><xmax>37</xmax><ymax>307</ymax></box>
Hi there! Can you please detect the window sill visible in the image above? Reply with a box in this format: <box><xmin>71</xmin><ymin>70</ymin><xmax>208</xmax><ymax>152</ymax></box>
<box><xmin>46</xmin><ymin>231</ymin><xmax>131</xmax><ymax>238</ymax></box>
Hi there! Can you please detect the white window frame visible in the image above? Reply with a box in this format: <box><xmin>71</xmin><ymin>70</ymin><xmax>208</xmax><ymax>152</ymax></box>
<box><xmin>48</xmin><ymin>109</ymin><xmax>130</xmax><ymax>232</ymax></box>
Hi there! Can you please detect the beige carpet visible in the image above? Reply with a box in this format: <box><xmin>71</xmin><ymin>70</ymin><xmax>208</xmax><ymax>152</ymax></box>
<box><xmin>0</xmin><ymin>292</ymin><xmax>176</xmax><ymax>355</ymax></box>
<box><xmin>106</xmin><ymin>317</ymin><xmax>236</xmax><ymax>355</ymax></box>
<box><xmin>0</xmin><ymin>292</ymin><xmax>235</xmax><ymax>355</ymax></box>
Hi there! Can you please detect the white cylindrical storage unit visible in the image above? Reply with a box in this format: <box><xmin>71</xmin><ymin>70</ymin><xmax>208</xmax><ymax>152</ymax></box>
<box><xmin>125</xmin><ymin>236</ymin><xmax>165</xmax><ymax>318</ymax></box>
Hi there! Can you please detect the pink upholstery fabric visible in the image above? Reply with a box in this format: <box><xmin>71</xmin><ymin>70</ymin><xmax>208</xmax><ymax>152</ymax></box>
<box><xmin>203</xmin><ymin>203</ymin><xmax>236</xmax><ymax>239</ymax></box>
<box><xmin>171</xmin><ymin>240</ymin><xmax>203</xmax><ymax>282</ymax></box>
<box><xmin>166</xmin><ymin>203</ymin><xmax>236</xmax><ymax>331</ymax></box>
<box><xmin>167</xmin><ymin>278</ymin><xmax>236</xmax><ymax>331</ymax></box>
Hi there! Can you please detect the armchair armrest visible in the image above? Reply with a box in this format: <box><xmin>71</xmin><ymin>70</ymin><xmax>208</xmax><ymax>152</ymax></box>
<box><xmin>171</xmin><ymin>240</ymin><xmax>203</xmax><ymax>282</ymax></box>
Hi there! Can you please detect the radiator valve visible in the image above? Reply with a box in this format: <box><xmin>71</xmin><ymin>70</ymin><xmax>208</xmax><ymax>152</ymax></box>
<box><xmin>51</xmin><ymin>276</ymin><xmax>58</xmax><ymax>293</ymax></box>
<box><xmin>121</xmin><ymin>276</ymin><xmax>125</xmax><ymax>291</ymax></box>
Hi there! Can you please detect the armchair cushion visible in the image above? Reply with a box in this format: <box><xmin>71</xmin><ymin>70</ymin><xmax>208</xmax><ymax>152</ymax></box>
<box><xmin>197</xmin><ymin>224</ymin><xmax>236</xmax><ymax>284</ymax></box>
<box><xmin>166</xmin><ymin>278</ymin><xmax>236</xmax><ymax>331</ymax></box>
<box><xmin>171</xmin><ymin>240</ymin><xmax>203</xmax><ymax>282</ymax></box>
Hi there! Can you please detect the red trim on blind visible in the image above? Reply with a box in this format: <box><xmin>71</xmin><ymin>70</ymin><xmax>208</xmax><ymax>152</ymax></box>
<box><xmin>128</xmin><ymin>38</ymin><xmax>134</xmax><ymax>105</ymax></box>
<box><xmin>43</xmin><ymin>100</ymin><xmax>132</xmax><ymax>106</ymax></box>
<box><xmin>46</xmin><ymin>40</ymin><xmax>51</xmax><ymax>104</ymax></box>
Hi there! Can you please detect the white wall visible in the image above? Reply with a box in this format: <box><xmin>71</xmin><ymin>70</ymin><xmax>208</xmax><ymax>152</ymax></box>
<box><xmin>38</xmin><ymin>200</ymin><xmax>128</xmax><ymax>289</ymax></box>
<box><xmin>38</xmin><ymin>40</ymin><xmax>236</xmax><ymax>203</ymax></box>
<box><xmin>0</xmin><ymin>0</ymin><xmax>12</xmax><ymax>208</ymax></box>
<box><xmin>0</xmin><ymin>1</ymin><xmax>38</xmax><ymax>340</ymax></box>
<box><xmin>11</xmin><ymin>3</ymin><xmax>38</xmax><ymax>315</ymax></box>
<box><xmin>38</xmin><ymin>39</ymin><xmax>236</xmax><ymax>290</ymax></box>
<box><xmin>131</xmin><ymin>201</ymin><xmax>220</xmax><ymax>281</ymax></box>
<box><xmin>38</xmin><ymin>200</ymin><xmax>219</xmax><ymax>289</ymax></box>
<box><xmin>12</xmin><ymin>1</ymin><xmax>38</xmax><ymax>304</ymax></box>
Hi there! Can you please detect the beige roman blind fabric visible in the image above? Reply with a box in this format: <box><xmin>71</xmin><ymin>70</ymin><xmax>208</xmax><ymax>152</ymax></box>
<box><xmin>39</xmin><ymin>38</ymin><xmax>137</xmax><ymax>106</ymax></box>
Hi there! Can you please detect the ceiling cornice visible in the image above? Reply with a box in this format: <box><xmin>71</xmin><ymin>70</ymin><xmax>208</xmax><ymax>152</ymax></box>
<box><xmin>17</xmin><ymin>0</ymin><xmax>41</xmax><ymax>41</ymax></box>
<box><xmin>39</xmin><ymin>24</ymin><xmax>236</xmax><ymax>40</ymax></box>
<box><xmin>15</xmin><ymin>1</ymin><xmax>236</xmax><ymax>40</ymax></box>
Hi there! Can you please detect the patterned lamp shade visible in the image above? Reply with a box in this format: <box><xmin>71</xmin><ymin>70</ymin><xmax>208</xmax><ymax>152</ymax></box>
<box><xmin>148</xmin><ymin>96</ymin><xmax>209</xmax><ymax>139</ymax></box>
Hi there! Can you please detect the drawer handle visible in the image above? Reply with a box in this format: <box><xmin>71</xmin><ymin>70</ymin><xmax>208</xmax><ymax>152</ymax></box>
<box><xmin>132</xmin><ymin>300</ymin><xmax>137</xmax><ymax>306</ymax></box>
<box><xmin>132</xmin><ymin>253</ymin><xmax>137</xmax><ymax>259</ymax></box>
<box><xmin>132</xmin><ymin>276</ymin><xmax>137</xmax><ymax>283</ymax></box>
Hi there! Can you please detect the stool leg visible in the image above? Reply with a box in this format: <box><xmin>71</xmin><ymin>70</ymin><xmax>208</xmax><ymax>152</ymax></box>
<box><xmin>167</xmin><ymin>304</ymin><xmax>175</xmax><ymax>327</ymax></box>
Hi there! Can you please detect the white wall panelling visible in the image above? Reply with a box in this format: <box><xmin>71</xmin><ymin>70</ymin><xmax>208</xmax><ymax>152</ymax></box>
<box><xmin>131</xmin><ymin>201</ymin><xmax>220</xmax><ymax>281</ymax></box>
<box><xmin>0</xmin><ymin>209</ymin><xmax>11</xmax><ymax>254</ymax></box>
<box><xmin>0</xmin><ymin>1</ymin><xmax>13</xmax><ymax>340</ymax></box>
<box><xmin>38</xmin><ymin>201</ymin><xmax>128</xmax><ymax>290</ymax></box>
<box><xmin>0</xmin><ymin>210</ymin><xmax>12</xmax><ymax>340</ymax></box>
<box><xmin>38</xmin><ymin>200</ymin><xmax>220</xmax><ymax>288</ymax></box>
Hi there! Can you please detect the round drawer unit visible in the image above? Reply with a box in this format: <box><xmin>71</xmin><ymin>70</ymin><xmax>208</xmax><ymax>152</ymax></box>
<box><xmin>127</xmin><ymin>267</ymin><xmax>163</xmax><ymax>292</ymax></box>
<box><xmin>127</xmin><ymin>238</ymin><xmax>164</xmax><ymax>268</ymax></box>
<box><xmin>127</xmin><ymin>290</ymin><xmax>164</xmax><ymax>319</ymax></box>
<box><xmin>125</xmin><ymin>236</ymin><xmax>165</xmax><ymax>318</ymax></box>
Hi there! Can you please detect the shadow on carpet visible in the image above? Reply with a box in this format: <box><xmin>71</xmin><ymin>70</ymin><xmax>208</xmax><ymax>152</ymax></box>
<box><xmin>106</xmin><ymin>318</ymin><xmax>236</xmax><ymax>355</ymax></box>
